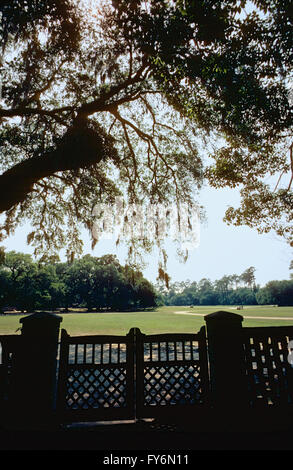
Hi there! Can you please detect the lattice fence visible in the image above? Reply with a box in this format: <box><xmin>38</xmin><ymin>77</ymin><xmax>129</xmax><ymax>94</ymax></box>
<box><xmin>57</xmin><ymin>330</ymin><xmax>135</xmax><ymax>422</ymax></box>
<box><xmin>242</xmin><ymin>326</ymin><xmax>293</xmax><ymax>407</ymax></box>
<box><xmin>143</xmin><ymin>363</ymin><xmax>202</xmax><ymax>406</ymax></box>
<box><xmin>135</xmin><ymin>327</ymin><xmax>210</xmax><ymax>419</ymax></box>
<box><xmin>57</xmin><ymin>327</ymin><xmax>210</xmax><ymax>423</ymax></box>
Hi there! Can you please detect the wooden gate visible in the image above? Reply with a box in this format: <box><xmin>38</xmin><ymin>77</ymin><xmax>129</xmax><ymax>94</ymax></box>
<box><xmin>57</xmin><ymin>329</ymin><xmax>135</xmax><ymax>422</ymax></box>
<box><xmin>57</xmin><ymin>326</ymin><xmax>210</xmax><ymax>423</ymax></box>
<box><xmin>135</xmin><ymin>326</ymin><xmax>210</xmax><ymax>420</ymax></box>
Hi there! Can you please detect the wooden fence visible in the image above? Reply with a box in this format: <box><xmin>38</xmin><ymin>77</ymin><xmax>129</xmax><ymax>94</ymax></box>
<box><xmin>56</xmin><ymin>326</ymin><xmax>210</xmax><ymax>423</ymax></box>
<box><xmin>1</xmin><ymin>311</ymin><xmax>293</xmax><ymax>430</ymax></box>
<box><xmin>57</xmin><ymin>328</ymin><xmax>135</xmax><ymax>422</ymax></box>
<box><xmin>135</xmin><ymin>327</ymin><xmax>209</xmax><ymax>420</ymax></box>
<box><xmin>242</xmin><ymin>326</ymin><xmax>293</xmax><ymax>407</ymax></box>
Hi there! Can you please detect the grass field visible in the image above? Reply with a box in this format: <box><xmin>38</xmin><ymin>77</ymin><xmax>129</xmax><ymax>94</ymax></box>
<box><xmin>1</xmin><ymin>305</ymin><xmax>293</xmax><ymax>336</ymax></box>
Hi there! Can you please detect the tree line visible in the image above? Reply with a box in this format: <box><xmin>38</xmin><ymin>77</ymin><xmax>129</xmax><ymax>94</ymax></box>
<box><xmin>0</xmin><ymin>251</ymin><xmax>158</xmax><ymax>313</ymax></box>
<box><xmin>157</xmin><ymin>266</ymin><xmax>293</xmax><ymax>307</ymax></box>
<box><xmin>1</xmin><ymin>252</ymin><xmax>292</xmax><ymax>312</ymax></box>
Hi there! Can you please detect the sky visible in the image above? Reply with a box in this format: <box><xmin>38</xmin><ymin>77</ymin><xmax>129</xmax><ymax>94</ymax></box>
<box><xmin>2</xmin><ymin>184</ymin><xmax>291</xmax><ymax>288</ymax></box>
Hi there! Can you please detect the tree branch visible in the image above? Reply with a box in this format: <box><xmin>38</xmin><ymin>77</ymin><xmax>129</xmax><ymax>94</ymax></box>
<box><xmin>288</xmin><ymin>142</ymin><xmax>293</xmax><ymax>191</ymax></box>
<box><xmin>0</xmin><ymin>122</ymin><xmax>108</xmax><ymax>212</ymax></box>
<box><xmin>0</xmin><ymin>106</ymin><xmax>73</xmax><ymax>124</ymax></box>
<box><xmin>76</xmin><ymin>61</ymin><xmax>150</xmax><ymax>118</ymax></box>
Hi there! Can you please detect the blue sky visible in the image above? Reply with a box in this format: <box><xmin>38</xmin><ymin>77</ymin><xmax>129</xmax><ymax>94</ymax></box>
<box><xmin>143</xmin><ymin>186</ymin><xmax>291</xmax><ymax>287</ymax></box>
<box><xmin>2</xmin><ymin>185</ymin><xmax>291</xmax><ymax>288</ymax></box>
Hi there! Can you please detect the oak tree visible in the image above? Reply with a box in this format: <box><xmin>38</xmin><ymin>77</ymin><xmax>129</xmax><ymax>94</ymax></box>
<box><xmin>1</xmin><ymin>0</ymin><xmax>292</xmax><ymax>279</ymax></box>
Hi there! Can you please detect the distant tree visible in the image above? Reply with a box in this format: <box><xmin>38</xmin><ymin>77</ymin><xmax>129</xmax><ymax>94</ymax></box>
<box><xmin>0</xmin><ymin>251</ymin><xmax>37</xmax><ymax>310</ymax></box>
<box><xmin>96</xmin><ymin>254</ymin><xmax>121</xmax><ymax>268</ymax></box>
<box><xmin>255</xmin><ymin>287</ymin><xmax>274</xmax><ymax>305</ymax></box>
<box><xmin>1</xmin><ymin>251</ymin><xmax>34</xmax><ymax>283</ymax></box>
<box><xmin>230</xmin><ymin>274</ymin><xmax>240</xmax><ymax>290</ymax></box>
<box><xmin>198</xmin><ymin>278</ymin><xmax>214</xmax><ymax>294</ymax></box>
<box><xmin>173</xmin><ymin>293</ymin><xmax>190</xmax><ymax>306</ymax></box>
<box><xmin>0</xmin><ymin>250</ymin><xmax>157</xmax><ymax>311</ymax></box>
<box><xmin>231</xmin><ymin>287</ymin><xmax>257</xmax><ymax>305</ymax></box>
<box><xmin>133</xmin><ymin>278</ymin><xmax>157</xmax><ymax>309</ymax></box>
<box><xmin>199</xmin><ymin>292</ymin><xmax>219</xmax><ymax>306</ymax></box>
<box><xmin>65</xmin><ymin>256</ymin><xmax>97</xmax><ymax>310</ymax></box>
<box><xmin>160</xmin><ymin>271</ymin><xmax>261</xmax><ymax>306</ymax></box>
<box><xmin>62</xmin><ymin>254</ymin><xmax>158</xmax><ymax>311</ymax></box>
<box><xmin>33</xmin><ymin>264</ymin><xmax>66</xmax><ymax>310</ymax></box>
<box><xmin>240</xmin><ymin>267</ymin><xmax>256</xmax><ymax>290</ymax></box>
<box><xmin>0</xmin><ymin>269</ymin><xmax>10</xmax><ymax>311</ymax></box>
<box><xmin>182</xmin><ymin>281</ymin><xmax>200</xmax><ymax>306</ymax></box>
<box><xmin>214</xmin><ymin>275</ymin><xmax>233</xmax><ymax>304</ymax></box>
<box><xmin>257</xmin><ymin>280</ymin><xmax>293</xmax><ymax>306</ymax></box>
<box><xmin>153</xmin><ymin>292</ymin><xmax>165</xmax><ymax>307</ymax></box>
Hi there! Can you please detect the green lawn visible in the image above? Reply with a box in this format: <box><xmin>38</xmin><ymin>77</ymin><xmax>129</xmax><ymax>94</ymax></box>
<box><xmin>1</xmin><ymin>305</ymin><xmax>293</xmax><ymax>336</ymax></box>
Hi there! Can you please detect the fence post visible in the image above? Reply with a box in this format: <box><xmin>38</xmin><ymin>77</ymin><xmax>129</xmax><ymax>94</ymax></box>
<box><xmin>10</xmin><ymin>311</ymin><xmax>62</xmax><ymax>429</ymax></box>
<box><xmin>133</xmin><ymin>327</ymin><xmax>145</xmax><ymax>421</ymax></box>
<box><xmin>204</xmin><ymin>311</ymin><xmax>248</xmax><ymax>425</ymax></box>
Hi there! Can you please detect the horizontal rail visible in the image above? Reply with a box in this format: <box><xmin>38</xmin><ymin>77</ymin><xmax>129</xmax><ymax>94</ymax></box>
<box><xmin>242</xmin><ymin>326</ymin><xmax>293</xmax><ymax>338</ymax></box>
<box><xmin>140</xmin><ymin>333</ymin><xmax>200</xmax><ymax>342</ymax></box>
<box><xmin>61</xmin><ymin>335</ymin><xmax>131</xmax><ymax>345</ymax></box>
<box><xmin>66</xmin><ymin>363</ymin><xmax>128</xmax><ymax>371</ymax></box>
<box><xmin>142</xmin><ymin>359</ymin><xmax>201</xmax><ymax>367</ymax></box>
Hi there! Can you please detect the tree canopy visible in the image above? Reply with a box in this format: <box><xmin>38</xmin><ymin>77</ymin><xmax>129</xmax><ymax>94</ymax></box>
<box><xmin>0</xmin><ymin>251</ymin><xmax>158</xmax><ymax>312</ymax></box>
<box><xmin>0</xmin><ymin>0</ymin><xmax>292</xmax><ymax>276</ymax></box>
<box><xmin>159</xmin><ymin>267</ymin><xmax>293</xmax><ymax>306</ymax></box>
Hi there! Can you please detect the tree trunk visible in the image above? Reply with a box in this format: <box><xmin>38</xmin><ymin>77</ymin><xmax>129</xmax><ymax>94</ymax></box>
<box><xmin>0</xmin><ymin>122</ymin><xmax>107</xmax><ymax>212</ymax></box>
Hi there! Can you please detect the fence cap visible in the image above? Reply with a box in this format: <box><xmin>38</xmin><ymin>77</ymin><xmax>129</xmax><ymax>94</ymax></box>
<box><xmin>19</xmin><ymin>311</ymin><xmax>63</xmax><ymax>324</ymax></box>
<box><xmin>204</xmin><ymin>310</ymin><xmax>243</xmax><ymax>322</ymax></box>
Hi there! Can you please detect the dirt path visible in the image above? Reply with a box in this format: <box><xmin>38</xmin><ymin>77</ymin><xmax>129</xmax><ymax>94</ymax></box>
<box><xmin>174</xmin><ymin>311</ymin><xmax>293</xmax><ymax>321</ymax></box>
